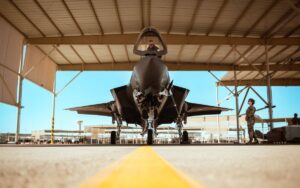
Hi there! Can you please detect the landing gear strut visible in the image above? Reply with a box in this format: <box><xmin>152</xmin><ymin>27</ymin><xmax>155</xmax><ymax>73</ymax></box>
<box><xmin>111</xmin><ymin>114</ymin><xmax>122</xmax><ymax>145</ymax></box>
<box><xmin>177</xmin><ymin>121</ymin><xmax>183</xmax><ymax>144</ymax></box>
<box><xmin>147</xmin><ymin>129</ymin><xmax>154</xmax><ymax>145</ymax></box>
<box><xmin>144</xmin><ymin>107</ymin><xmax>157</xmax><ymax>145</ymax></box>
<box><xmin>177</xmin><ymin>120</ymin><xmax>189</xmax><ymax>144</ymax></box>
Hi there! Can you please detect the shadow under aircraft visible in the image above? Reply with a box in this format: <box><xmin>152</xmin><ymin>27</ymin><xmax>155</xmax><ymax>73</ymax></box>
<box><xmin>68</xmin><ymin>27</ymin><xmax>229</xmax><ymax>145</ymax></box>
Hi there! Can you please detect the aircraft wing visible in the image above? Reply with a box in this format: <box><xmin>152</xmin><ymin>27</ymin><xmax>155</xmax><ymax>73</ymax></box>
<box><xmin>67</xmin><ymin>102</ymin><xmax>114</xmax><ymax>116</ymax></box>
<box><xmin>186</xmin><ymin>102</ymin><xmax>231</xmax><ymax>116</ymax></box>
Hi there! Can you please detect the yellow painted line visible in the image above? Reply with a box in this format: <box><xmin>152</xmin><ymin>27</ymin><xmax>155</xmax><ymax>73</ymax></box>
<box><xmin>80</xmin><ymin>146</ymin><xmax>203</xmax><ymax>188</ymax></box>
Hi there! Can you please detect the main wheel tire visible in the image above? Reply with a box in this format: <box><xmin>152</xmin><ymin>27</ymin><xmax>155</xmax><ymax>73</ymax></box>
<box><xmin>147</xmin><ymin>129</ymin><xmax>154</xmax><ymax>145</ymax></box>
<box><xmin>110</xmin><ymin>131</ymin><xmax>117</xmax><ymax>144</ymax></box>
<box><xmin>181</xmin><ymin>130</ymin><xmax>189</xmax><ymax>144</ymax></box>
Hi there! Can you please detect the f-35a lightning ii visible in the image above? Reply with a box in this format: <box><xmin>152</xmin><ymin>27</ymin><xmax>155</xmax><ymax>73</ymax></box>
<box><xmin>69</xmin><ymin>27</ymin><xmax>229</xmax><ymax>144</ymax></box>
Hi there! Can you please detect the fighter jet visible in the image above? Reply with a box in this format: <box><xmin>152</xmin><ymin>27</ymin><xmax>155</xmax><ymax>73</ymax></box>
<box><xmin>68</xmin><ymin>27</ymin><xmax>229</xmax><ymax>144</ymax></box>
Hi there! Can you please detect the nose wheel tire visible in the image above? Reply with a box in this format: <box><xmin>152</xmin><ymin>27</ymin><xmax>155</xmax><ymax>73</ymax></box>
<box><xmin>147</xmin><ymin>129</ymin><xmax>154</xmax><ymax>145</ymax></box>
<box><xmin>181</xmin><ymin>130</ymin><xmax>189</xmax><ymax>144</ymax></box>
<box><xmin>110</xmin><ymin>131</ymin><xmax>117</xmax><ymax>144</ymax></box>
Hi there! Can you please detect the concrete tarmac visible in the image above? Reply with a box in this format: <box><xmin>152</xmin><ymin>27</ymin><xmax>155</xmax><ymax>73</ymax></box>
<box><xmin>154</xmin><ymin>145</ymin><xmax>300</xmax><ymax>188</ymax></box>
<box><xmin>0</xmin><ymin>145</ymin><xmax>299</xmax><ymax>188</ymax></box>
<box><xmin>0</xmin><ymin>146</ymin><xmax>136</xmax><ymax>188</ymax></box>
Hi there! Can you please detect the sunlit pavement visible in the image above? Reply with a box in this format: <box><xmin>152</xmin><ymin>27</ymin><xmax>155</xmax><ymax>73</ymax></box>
<box><xmin>0</xmin><ymin>145</ymin><xmax>299</xmax><ymax>188</ymax></box>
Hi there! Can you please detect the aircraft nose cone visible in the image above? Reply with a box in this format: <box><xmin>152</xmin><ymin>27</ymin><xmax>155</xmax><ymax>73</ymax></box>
<box><xmin>134</xmin><ymin>56</ymin><xmax>169</xmax><ymax>95</ymax></box>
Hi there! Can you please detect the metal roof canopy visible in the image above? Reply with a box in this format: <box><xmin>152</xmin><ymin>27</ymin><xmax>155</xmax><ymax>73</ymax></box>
<box><xmin>0</xmin><ymin>0</ymin><xmax>299</xmax><ymax>73</ymax></box>
<box><xmin>219</xmin><ymin>72</ymin><xmax>300</xmax><ymax>86</ymax></box>
<box><xmin>1</xmin><ymin>0</ymin><xmax>300</xmax><ymax>144</ymax></box>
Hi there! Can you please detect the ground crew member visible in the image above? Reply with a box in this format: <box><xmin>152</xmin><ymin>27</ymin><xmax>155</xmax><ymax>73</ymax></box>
<box><xmin>246</xmin><ymin>98</ymin><xmax>258</xmax><ymax>144</ymax></box>
<box><xmin>291</xmin><ymin>113</ymin><xmax>300</xmax><ymax>125</ymax></box>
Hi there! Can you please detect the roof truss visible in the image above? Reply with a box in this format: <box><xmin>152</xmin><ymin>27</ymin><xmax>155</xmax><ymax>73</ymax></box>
<box><xmin>218</xmin><ymin>78</ymin><xmax>300</xmax><ymax>86</ymax></box>
<box><xmin>26</xmin><ymin>34</ymin><xmax>300</xmax><ymax>45</ymax></box>
<box><xmin>57</xmin><ymin>62</ymin><xmax>300</xmax><ymax>71</ymax></box>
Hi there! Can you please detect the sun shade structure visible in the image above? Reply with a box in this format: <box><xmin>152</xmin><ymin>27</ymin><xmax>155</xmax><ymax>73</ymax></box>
<box><xmin>0</xmin><ymin>0</ymin><xmax>299</xmax><ymax>72</ymax></box>
<box><xmin>220</xmin><ymin>69</ymin><xmax>300</xmax><ymax>86</ymax></box>
<box><xmin>0</xmin><ymin>0</ymin><xmax>299</xmax><ymax>143</ymax></box>
<box><xmin>0</xmin><ymin>16</ymin><xmax>24</xmax><ymax>106</ymax></box>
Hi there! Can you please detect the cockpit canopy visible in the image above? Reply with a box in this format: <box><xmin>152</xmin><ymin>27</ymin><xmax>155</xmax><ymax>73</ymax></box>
<box><xmin>133</xmin><ymin>27</ymin><xmax>168</xmax><ymax>57</ymax></box>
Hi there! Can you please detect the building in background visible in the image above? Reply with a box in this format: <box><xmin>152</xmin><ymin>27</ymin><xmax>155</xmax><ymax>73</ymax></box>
<box><xmin>1</xmin><ymin>115</ymin><xmax>283</xmax><ymax>144</ymax></box>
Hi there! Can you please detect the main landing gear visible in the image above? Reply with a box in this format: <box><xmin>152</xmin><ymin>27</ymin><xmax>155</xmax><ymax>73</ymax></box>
<box><xmin>177</xmin><ymin>121</ymin><xmax>189</xmax><ymax>144</ymax></box>
<box><xmin>110</xmin><ymin>131</ymin><xmax>117</xmax><ymax>144</ymax></box>
<box><xmin>111</xmin><ymin>114</ymin><xmax>122</xmax><ymax>145</ymax></box>
<box><xmin>147</xmin><ymin>129</ymin><xmax>154</xmax><ymax>145</ymax></box>
<box><xmin>181</xmin><ymin>130</ymin><xmax>189</xmax><ymax>144</ymax></box>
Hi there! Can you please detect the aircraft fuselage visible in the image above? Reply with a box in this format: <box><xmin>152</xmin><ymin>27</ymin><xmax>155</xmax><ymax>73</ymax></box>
<box><xmin>130</xmin><ymin>56</ymin><xmax>170</xmax><ymax>96</ymax></box>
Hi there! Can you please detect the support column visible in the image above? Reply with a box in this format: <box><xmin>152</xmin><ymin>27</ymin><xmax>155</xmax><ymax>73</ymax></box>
<box><xmin>265</xmin><ymin>45</ymin><xmax>273</xmax><ymax>129</ymax></box>
<box><xmin>216</xmin><ymin>84</ymin><xmax>220</xmax><ymax>143</ymax></box>
<box><xmin>15</xmin><ymin>77</ymin><xmax>23</xmax><ymax>143</ymax></box>
<box><xmin>51</xmin><ymin>73</ymin><xmax>57</xmax><ymax>144</ymax></box>
<box><xmin>234</xmin><ymin>68</ymin><xmax>240</xmax><ymax>144</ymax></box>
<box><xmin>15</xmin><ymin>43</ymin><xmax>25</xmax><ymax>143</ymax></box>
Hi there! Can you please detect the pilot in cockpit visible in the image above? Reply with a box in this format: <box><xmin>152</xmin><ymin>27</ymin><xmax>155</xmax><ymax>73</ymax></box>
<box><xmin>146</xmin><ymin>40</ymin><xmax>161</xmax><ymax>58</ymax></box>
<box><xmin>147</xmin><ymin>40</ymin><xmax>159</xmax><ymax>53</ymax></box>
<box><xmin>133</xmin><ymin>27</ymin><xmax>168</xmax><ymax>58</ymax></box>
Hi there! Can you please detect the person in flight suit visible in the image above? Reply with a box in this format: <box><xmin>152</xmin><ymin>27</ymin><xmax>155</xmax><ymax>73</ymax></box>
<box><xmin>246</xmin><ymin>98</ymin><xmax>258</xmax><ymax>144</ymax></box>
<box><xmin>146</xmin><ymin>40</ymin><xmax>160</xmax><ymax>57</ymax></box>
<box><xmin>147</xmin><ymin>40</ymin><xmax>159</xmax><ymax>51</ymax></box>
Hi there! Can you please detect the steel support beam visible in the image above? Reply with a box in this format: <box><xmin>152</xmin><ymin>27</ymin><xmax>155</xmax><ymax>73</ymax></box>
<box><xmin>33</xmin><ymin>0</ymin><xmax>64</xmax><ymax>36</ymax></box>
<box><xmin>167</xmin><ymin>0</ymin><xmax>178</xmax><ymax>34</ymax></box>
<box><xmin>51</xmin><ymin>72</ymin><xmax>57</xmax><ymax>144</ymax></box>
<box><xmin>216</xmin><ymin>84</ymin><xmax>220</xmax><ymax>143</ymax></box>
<box><xmin>238</xmin><ymin>87</ymin><xmax>250</xmax><ymax>115</ymax></box>
<box><xmin>9</xmin><ymin>0</ymin><xmax>46</xmax><ymax>37</ymax></box>
<box><xmin>265</xmin><ymin>45</ymin><xmax>273</xmax><ymax>129</ymax></box>
<box><xmin>249</xmin><ymin>87</ymin><xmax>269</xmax><ymax>106</ymax></box>
<box><xmin>15</xmin><ymin>43</ymin><xmax>25</xmax><ymax>143</ymax></box>
<box><xmin>226</xmin><ymin>0</ymin><xmax>254</xmax><ymax>36</ymax></box>
<box><xmin>191</xmin><ymin>45</ymin><xmax>202</xmax><ymax>62</ymax></box>
<box><xmin>147</xmin><ymin>0</ymin><xmax>151</xmax><ymax>26</ymax></box>
<box><xmin>140</xmin><ymin>0</ymin><xmax>144</xmax><ymax>29</ymax></box>
<box><xmin>88</xmin><ymin>45</ymin><xmax>101</xmax><ymax>63</ymax></box>
<box><xmin>57</xmin><ymin>62</ymin><xmax>300</xmax><ymax>71</ymax></box>
<box><xmin>209</xmin><ymin>71</ymin><xmax>234</xmax><ymax>95</ymax></box>
<box><xmin>56</xmin><ymin>71</ymin><xmax>82</xmax><ymax>96</ymax></box>
<box><xmin>206</xmin><ymin>0</ymin><xmax>228</xmax><ymax>35</ymax></box>
<box><xmin>61</xmin><ymin>0</ymin><xmax>84</xmax><ymax>35</ymax></box>
<box><xmin>186</xmin><ymin>0</ymin><xmax>203</xmax><ymax>35</ymax></box>
<box><xmin>88</xmin><ymin>0</ymin><xmax>103</xmax><ymax>34</ymax></box>
<box><xmin>243</xmin><ymin>0</ymin><xmax>279</xmax><ymax>37</ymax></box>
<box><xmin>15</xmin><ymin>77</ymin><xmax>23</xmax><ymax>143</ymax></box>
<box><xmin>234</xmin><ymin>68</ymin><xmax>240</xmax><ymax>144</ymax></box>
<box><xmin>50</xmin><ymin>70</ymin><xmax>83</xmax><ymax>144</ymax></box>
<box><xmin>26</xmin><ymin>35</ymin><xmax>300</xmax><ymax>45</ymax></box>
<box><xmin>113</xmin><ymin>0</ymin><xmax>124</xmax><ymax>34</ymax></box>
<box><xmin>217</xmin><ymin>78</ymin><xmax>300</xmax><ymax>86</ymax></box>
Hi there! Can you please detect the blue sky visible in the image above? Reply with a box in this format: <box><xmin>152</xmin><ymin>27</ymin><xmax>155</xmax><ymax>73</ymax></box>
<box><xmin>0</xmin><ymin>70</ymin><xmax>300</xmax><ymax>133</ymax></box>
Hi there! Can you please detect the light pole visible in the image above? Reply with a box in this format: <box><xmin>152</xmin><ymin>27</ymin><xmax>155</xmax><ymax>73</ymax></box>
<box><xmin>77</xmin><ymin>120</ymin><xmax>83</xmax><ymax>140</ymax></box>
